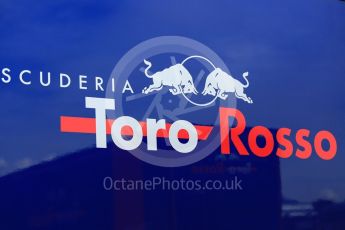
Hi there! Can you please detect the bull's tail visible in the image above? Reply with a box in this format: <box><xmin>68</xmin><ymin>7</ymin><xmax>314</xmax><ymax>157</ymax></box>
<box><xmin>241</xmin><ymin>72</ymin><xmax>250</xmax><ymax>88</ymax></box>
<box><xmin>143</xmin><ymin>59</ymin><xmax>153</xmax><ymax>78</ymax></box>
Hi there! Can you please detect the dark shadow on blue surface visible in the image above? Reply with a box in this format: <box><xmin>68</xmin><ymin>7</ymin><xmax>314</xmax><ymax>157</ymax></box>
<box><xmin>0</xmin><ymin>128</ymin><xmax>281</xmax><ymax>230</ymax></box>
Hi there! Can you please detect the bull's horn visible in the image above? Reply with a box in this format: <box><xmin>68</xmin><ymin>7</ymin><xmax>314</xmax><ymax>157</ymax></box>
<box><xmin>193</xmin><ymin>87</ymin><xmax>198</xmax><ymax>94</ymax></box>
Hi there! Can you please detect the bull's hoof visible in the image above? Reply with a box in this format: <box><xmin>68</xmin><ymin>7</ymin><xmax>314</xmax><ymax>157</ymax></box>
<box><xmin>219</xmin><ymin>94</ymin><xmax>228</xmax><ymax>100</ymax></box>
<box><xmin>169</xmin><ymin>88</ymin><xmax>181</xmax><ymax>95</ymax></box>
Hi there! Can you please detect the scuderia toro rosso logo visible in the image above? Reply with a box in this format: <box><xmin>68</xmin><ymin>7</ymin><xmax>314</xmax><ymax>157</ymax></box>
<box><xmin>58</xmin><ymin>36</ymin><xmax>337</xmax><ymax>167</ymax></box>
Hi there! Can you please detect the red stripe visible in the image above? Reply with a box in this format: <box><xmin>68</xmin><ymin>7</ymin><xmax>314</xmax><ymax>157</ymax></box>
<box><xmin>60</xmin><ymin>116</ymin><xmax>213</xmax><ymax>140</ymax></box>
